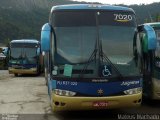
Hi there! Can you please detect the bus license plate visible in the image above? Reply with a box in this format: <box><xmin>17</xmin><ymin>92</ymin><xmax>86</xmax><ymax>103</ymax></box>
<box><xmin>93</xmin><ymin>101</ymin><xmax>108</xmax><ymax>107</ymax></box>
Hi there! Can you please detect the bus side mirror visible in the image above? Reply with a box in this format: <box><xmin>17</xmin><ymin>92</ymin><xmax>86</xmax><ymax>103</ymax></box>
<box><xmin>144</xmin><ymin>25</ymin><xmax>156</xmax><ymax>50</ymax></box>
<box><xmin>2</xmin><ymin>48</ymin><xmax>8</xmax><ymax>56</ymax></box>
<box><xmin>138</xmin><ymin>24</ymin><xmax>157</xmax><ymax>51</ymax></box>
<box><xmin>41</xmin><ymin>23</ymin><xmax>51</xmax><ymax>52</ymax></box>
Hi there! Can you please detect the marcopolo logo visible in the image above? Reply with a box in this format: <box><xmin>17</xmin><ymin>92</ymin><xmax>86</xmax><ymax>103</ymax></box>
<box><xmin>114</xmin><ymin>14</ymin><xmax>133</xmax><ymax>22</ymax></box>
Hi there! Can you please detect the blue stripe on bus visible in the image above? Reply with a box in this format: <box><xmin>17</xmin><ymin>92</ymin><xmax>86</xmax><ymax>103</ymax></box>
<box><xmin>51</xmin><ymin>79</ymin><xmax>142</xmax><ymax>96</ymax></box>
<box><xmin>51</xmin><ymin>80</ymin><xmax>56</xmax><ymax>89</ymax></box>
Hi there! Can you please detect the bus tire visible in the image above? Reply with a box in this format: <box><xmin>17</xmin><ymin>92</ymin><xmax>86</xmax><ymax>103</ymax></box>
<box><xmin>14</xmin><ymin>74</ymin><xmax>18</xmax><ymax>77</ymax></box>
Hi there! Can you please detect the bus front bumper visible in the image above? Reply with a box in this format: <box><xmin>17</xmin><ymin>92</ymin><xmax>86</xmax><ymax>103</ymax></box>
<box><xmin>8</xmin><ymin>67</ymin><xmax>38</xmax><ymax>74</ymax></box>
<box><xmin>51</xmin><ymin>92</ymin><xmax>142</xmax><ymax>111</ymax></box>
<box><xmin>152</xmin><ymin>78</ymin><xmax>160</xmax><ymax>99</ymax></box>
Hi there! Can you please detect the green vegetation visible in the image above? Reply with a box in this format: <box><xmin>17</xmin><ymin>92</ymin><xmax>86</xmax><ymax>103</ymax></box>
<box><xmin>0</xmin><ymin>8</ymin><xmax>48</xmax><ymax>44</ymax></box>
<box><xmin>130</xmin><ymin>2</ymin><xmax>160</xmax><ymax>23</ymax></box>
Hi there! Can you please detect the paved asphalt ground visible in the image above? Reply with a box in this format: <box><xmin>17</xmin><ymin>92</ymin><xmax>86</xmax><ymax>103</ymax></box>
<box><xmin>0</xmin><ymin>70</ymin><xmax>160</xmax><ymax>120</ymax></box>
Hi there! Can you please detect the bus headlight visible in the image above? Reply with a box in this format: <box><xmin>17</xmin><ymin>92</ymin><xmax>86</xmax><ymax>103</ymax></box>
<box><xmin>54</xmin><ymin>89</ymin><xmax>76</xmax><ymax>96</ymax></box>
<box><xmin>52</xmin><ymin>66</ymin><xmax>58</xmax><ymax>76</ymax></box>
<box><xmin>124</xmin><ymin>87</ymin><xmax>142</xmax><ymax>95</ymax></box>
<box><xmin>31</xmin><ymin>68</ymin><xmax>37</xmax><ymax>71</ymax></box>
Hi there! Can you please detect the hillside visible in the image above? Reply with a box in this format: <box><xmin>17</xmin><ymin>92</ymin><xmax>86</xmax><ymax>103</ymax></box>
<box><xmin>0</xmin><ymin>0</ymin><xmax>85</xmax><ymax>46</ymax></box>
<box><xmin>0</xmin><ymin>0</ymin><xmax>160</xmax><ymax>46</ymax></box>
<box><xmin>130</xmin><ymin>2</ymin><xmax>160</xmax><ymax>23</ymax></box>
<box><xmin>0</xmin><ymin>0</ymin><xmax>85</xmax><ymax>10</ymax></box>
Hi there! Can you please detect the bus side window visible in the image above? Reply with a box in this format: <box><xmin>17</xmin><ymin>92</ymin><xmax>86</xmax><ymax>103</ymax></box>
<box><xmin>156</xmin><ymin>31</ymin><xmax>160</xmax><ymax>40</ymax></box>
<box><xmin>133</xmin><ymin>32</ymin><xmax>142</xmax><ymax>67</ymax></box>
<box><xmin>155</xmin><ymin>31</ymin><xmax>160</xmax><ymax>57</ymax></box>
<box><xmin>136</xmin><ymin>33</ymin><xmax>142</xmax><ymax>56</ymax></box>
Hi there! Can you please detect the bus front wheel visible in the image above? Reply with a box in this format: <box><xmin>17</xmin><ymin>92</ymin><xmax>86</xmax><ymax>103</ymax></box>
<box><xmin>14</xmin><ymin>74</ymin><xmax>18</xmax><ymax>77</ymax></box>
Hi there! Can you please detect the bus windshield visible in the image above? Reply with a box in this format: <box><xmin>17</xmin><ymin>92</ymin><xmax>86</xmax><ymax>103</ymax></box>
<box><xmin>98</xmin><ymin>11</ymin><xmax>138</xmax><ymax>77</ymax></box>
<box><xmin>10</xmin><ymin>43</ymin><xmax>38</xmax><ymax>64</ymax></box>
<box><xmin>51</xmin><ymin>10</ymin><xmax>139</xmax><ymax>77</ymax></box>
<box><xmin>154</xmin><ymin>28</ymin><xmax>160</xmax><ymax>58</ymax></box>
<box><xmin>52</xmin><ymin>11</ymin><xmax>97</xmax><ymax>64</ymax></box>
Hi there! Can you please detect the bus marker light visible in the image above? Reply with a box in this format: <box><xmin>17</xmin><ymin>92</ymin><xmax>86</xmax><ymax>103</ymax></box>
<box><xmin>52</xmin><ymin>70</ymin><xmax>57</xmax><ymax>75</ymax></box>
<box><xmin>54</xmin><ymin>66</ymin><xmax>58</xmax><ymax>70</ymax></box>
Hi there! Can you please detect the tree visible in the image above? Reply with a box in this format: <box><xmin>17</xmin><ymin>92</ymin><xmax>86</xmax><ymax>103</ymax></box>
<box><xmin>155</xmin><ymin>13</ymin><xmax>160</xmax><ymax>22</ymax></box>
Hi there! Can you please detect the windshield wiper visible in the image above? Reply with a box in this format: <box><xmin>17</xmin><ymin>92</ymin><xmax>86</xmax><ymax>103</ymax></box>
<box><xmin>79</xmin><ymin>39</ymin><xmax>123</xmax><ymax>79</ymax></box>
<box><xmin>79</xmin><ymin>40</ymin><xmax>98</xmax><ymax>77</ymax></box>
<box><xmin>80</xmin><ymin>11</ymin><xmax>123</xmax><ymax>79</ymax></box>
